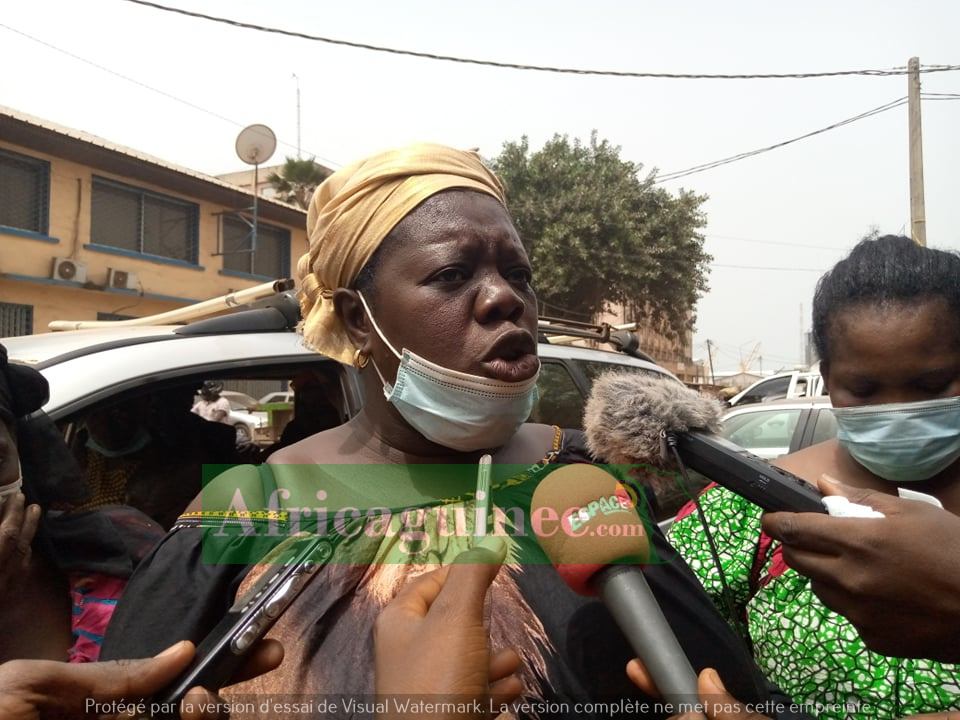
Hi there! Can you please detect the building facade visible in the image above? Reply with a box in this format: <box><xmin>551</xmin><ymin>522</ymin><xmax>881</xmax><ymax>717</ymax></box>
<box><xmin>0</xmin><ymin>106</ymin><xmax>308</xmax><ymax>336</ymax></box>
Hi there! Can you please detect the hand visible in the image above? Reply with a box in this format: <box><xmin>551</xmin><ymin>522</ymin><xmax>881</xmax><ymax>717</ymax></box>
<box><xmin>0</xmin><ymin>639</ymin><xmax>283</xmax><ymax>720</ymax></box>
<box><xmin>374</xmin><ymin>536</ymin><xmax>523</xmax><ymax>720</ymax></box>
<box><xmin>625</xmin><ymin>659</ymin><xmax>960</xmax><ymax>720</ymax></box>
<box><xmin>626</xmin><ymin>661</ymin><xmax>771</xmax><ymax>719</ymax></box>
<box><xmin>0</xmin><ymin>493</ymin><xmax>40</xmax><ymax>596</ymax></box>
<box><xmin>762</xmin><ymin>475</ymin><xmax>960</xmax><ymax>662</ymax></box>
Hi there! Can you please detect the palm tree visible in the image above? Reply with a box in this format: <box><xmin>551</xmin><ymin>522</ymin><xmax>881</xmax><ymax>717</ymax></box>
<box><xmin>267</xmin><ymin>157</ymin><xmax>331</xmax><ymax>209</ymax></box>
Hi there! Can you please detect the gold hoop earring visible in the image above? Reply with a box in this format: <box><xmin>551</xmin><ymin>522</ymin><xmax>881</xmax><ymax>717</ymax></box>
<box><xmin>353</xmin><ymin>349</ymin><xmax>369</xmax><ymax>369</ymax></box>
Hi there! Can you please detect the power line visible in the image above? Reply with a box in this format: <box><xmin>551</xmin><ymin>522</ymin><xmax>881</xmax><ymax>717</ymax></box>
<box><xmin>118</xmin><ymin>0</ymin><xmax>960</xmax><ymax>81</ymax></box>
<box><xmin>0</xmin><ymin>22</ymin><xmax>343</xmax><ymax>170</ymax></box>
<box><xmin>655</xmin><ymin>97</ymin><xmax>908</xmax><ymax>183</ymax></box>
<box><xmin>700</xmin><ymin>340</ymin><xmax>800</xmax><ymax>367</ymax></box>
<box><xmin>0</xmin><ymin>23</ymin><xmax>239</xmax><ymax>127</ymax></box>
<box><xmin>657</xmin><ymin>92</ymin><xmax>959</xmax><ymax>184</ymax></box>
<box><xmin>7</xmin><ymin>8</ymin><xmax>957</xmax><ymax>200</ymax></box>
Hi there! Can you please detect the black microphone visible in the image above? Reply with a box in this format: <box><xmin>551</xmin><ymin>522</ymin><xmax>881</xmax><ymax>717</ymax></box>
<box><xmin>531</xmin><ymin>464</ymin><xmax>700</xmax><ymax>709</ymax></box>
<box><xmin>583</xmin><ymin>372</ymin><xmax>826</xmax><ymax>514</ymax></box>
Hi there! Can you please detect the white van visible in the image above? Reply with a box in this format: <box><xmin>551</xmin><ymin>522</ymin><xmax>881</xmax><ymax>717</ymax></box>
<box><xmin>726</xmin><ymin>368</ymin><xmax>824</xmax><ymax>407</ymax></box>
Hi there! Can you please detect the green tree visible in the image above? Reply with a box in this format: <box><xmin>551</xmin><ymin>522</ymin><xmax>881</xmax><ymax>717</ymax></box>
<box><xmin>267</xmin><ymin>157</ymin><xmax>331</xmax><ymax>209</ymax></box>
<box><xmin>491</xmin><ymin>132</ymin><xmax>710</xmax><ymax>338</ymax></box>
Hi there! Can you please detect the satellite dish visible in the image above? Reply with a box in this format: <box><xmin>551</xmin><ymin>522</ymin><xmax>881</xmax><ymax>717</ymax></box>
<box><xmin>235</xmin><ymin>124</ymin><xmax>277</xmax><ymax>166</ymax></box>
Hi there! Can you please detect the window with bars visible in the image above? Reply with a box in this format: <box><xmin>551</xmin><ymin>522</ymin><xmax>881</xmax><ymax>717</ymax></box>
<box><xmin>221</xmin><ymin>214</ymin><xmax>290</xmax><ymax>278</ymax></box>
<box><xmin>0</xmin><ymin>302</ymin><xmax>34</xmax><ymax>337</ymax></box>
<box><xmin>90</xmin><ymin>177</ymin><xmax>199</xmax><ymax>263</ymax></box>
<box><xmin>0</xmin><ymin>149</ymin><xmax>50</xmax><ymax>235</ymax></box>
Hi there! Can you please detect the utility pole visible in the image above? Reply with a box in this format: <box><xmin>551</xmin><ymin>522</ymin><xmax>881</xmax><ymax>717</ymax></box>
<box><xmin>706</xmin><ymin>339</ymin><xmax>716</xmax><ymax>385</ymax></box>
<box><xmin>908</xmin><ymin>56</ymin><xmax>926</xmax><ymax>246</ymax></box>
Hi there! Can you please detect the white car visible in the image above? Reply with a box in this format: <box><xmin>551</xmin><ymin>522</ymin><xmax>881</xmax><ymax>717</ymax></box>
<box><xmin>258</xmin><ymin>391</ymin><xmax>294</xmax><ymax>406</ymax></box>
<box><xmin>220</xmin><ymin>390</ymin><xmax>269</xmax><ymax>444</ymax></box>
<box><xmin>726</xmin><ymin>370</ymin><xmax>824</xmax><ymax>408</ymax></box>
<box><xmin>722</xmin><ymin>395</ymin><xmax>835</xmax><ymax>460</ymax></box>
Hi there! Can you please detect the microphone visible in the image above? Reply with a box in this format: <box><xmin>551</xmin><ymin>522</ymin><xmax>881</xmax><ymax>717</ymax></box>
<box><xmin>531</xmin><ymin>463</ymin><xmax>699</xmax><ymax>709</ymax></box>
<box><xmin>583</xmin><ymin>372</ymin><xmax>826</xmax><ymax>514</ymax></box>
<box><xmin>582</xmin><ymin>371</ymin><xmax>722</xmax><ymax>468</ymax></box>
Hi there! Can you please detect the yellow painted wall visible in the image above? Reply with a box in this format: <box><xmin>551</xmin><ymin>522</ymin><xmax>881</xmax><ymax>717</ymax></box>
<box><xmin>0</xmin><ymin>139</ymin><xmax>308</xmax><ymax>335</ymax></box>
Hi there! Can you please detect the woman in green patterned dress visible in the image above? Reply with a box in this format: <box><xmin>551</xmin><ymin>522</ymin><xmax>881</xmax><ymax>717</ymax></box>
<box><xmin>669</xmin><ymin>235</ymin><xmax>960</xmax><ymax>720</ymax></box>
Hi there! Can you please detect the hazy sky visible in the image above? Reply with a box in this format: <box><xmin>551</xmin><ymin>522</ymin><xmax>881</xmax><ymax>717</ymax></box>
<box><xmin>3</xmin><ymin>0</ymin><xmax>958</xmax><ymax>373</ymax></box>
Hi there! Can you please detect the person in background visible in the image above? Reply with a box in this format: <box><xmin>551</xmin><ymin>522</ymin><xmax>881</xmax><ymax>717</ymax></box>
<box><xmin>261</xmin><ymin>368</ymin><xmax>343</xmax><ymax>459</ymax></box>
<box><xmin>102</xmin><ymin>143</ymin><xmax>802</xmax><ymax>719</ymax></box>
<box><xmin>72</xmin><ymin>386</ymin><xmax>242</xmax><ymax>529</ymax></box>
<box><xmin>190</xmin><ymin>380</ymin><xmax>231</xmax><ymax>424</ymax></box>
<box><xmin>0</xmin><ymin>344</ymin><xmax>166</xmax><ymax>665</ymax></box>
<box><xmin>668</xmin><ymin>235</ymin><xmax>960</xmax><ymax>719</ymax></box>
<box><xmin>71</xmin><ymin>395</ymin><xmax>156</xmax><ymax>512</ymax></box>
<box><xmin>0</xmin><ymin>350</ymin><xmax>278</xmax><ymax>716</ymax></box>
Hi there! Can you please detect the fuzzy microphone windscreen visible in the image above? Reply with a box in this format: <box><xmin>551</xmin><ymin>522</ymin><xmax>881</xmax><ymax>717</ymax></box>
<box><xmin>583</xmin><ymin>371</ymin><xmax>723</xmax><ymax>467</ymax></box>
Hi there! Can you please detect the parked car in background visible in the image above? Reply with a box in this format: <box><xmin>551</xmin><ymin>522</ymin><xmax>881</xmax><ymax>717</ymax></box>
<box><xmin>726</xmin><ymin>369</ymin><xmax>824</xmax><ymax>408</ymax></box>
<box><xmin>258</xmin><ymin>391</ymin><xmax>294</xmax><ymax>406</ymax></box>
<box><xmin>722</xmin><ymin>395</ymin><xmax>835</xmax><ymax>460</ymax></box>
<box><xmin>219</xmin><ymin>390</ymin><xmax>269</xmax><ymax>444</ymax></box>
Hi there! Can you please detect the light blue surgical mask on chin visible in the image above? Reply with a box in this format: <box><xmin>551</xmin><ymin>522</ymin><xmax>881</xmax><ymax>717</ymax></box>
<box><xmin>834</xmin><ymin>396</ymin><xmax>960</xmax><ymax>482</ymax></box>
<box><xmin>357</xmin><ymin>292</ymin><xmax>540</xmax><ymax>452</ymax></box>
<box><xmin>0</xmin><ymin>458</ymin><xmax>22</xmax><ymax>506</ymax></box>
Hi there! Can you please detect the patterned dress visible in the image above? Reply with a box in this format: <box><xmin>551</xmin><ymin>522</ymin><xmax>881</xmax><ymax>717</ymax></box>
<box><xmin>68</xmin><ymin>573</ymin><xmax>126</xmax><ymax>662</ymax></box>
<box><xmin>668</xmin><ymin>484</ymin><xmax>960</xmax><ymax>720</ymax></box>
<box><xmin>45</xmin><ymin>505</ymin><xmax>166</xmax><ymax>662</ymax></box>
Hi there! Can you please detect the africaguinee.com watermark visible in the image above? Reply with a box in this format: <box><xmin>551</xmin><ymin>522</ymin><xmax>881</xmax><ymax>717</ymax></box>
<box><xmin>190</xmin><ymin>463</ymin><xmax>665</xmax><ymax>565</ymax></box>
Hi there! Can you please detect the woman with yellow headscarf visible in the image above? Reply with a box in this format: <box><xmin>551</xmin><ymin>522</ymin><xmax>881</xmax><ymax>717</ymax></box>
<box><xmin>101</xmin><ymin>143</ymin><xmax>792</xmax><ymax>719</ymax></box>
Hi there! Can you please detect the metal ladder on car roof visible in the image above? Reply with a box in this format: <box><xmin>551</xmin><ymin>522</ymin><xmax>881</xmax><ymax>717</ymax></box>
<box><xmin>48</xmin><ymin>278</ymin><xmax>297</xmax><ymax>331</ymax></box>
<box><xmin>537</xmin><ymin>316</ymin><xmax>655</xmax><ymax>362</ymax></box>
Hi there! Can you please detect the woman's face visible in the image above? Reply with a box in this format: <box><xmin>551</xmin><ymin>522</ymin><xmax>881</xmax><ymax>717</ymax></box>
<box><xmin>824</xmin><ymin>296</ymin><xmax>960</xmax><ymax>408</ymax></box>
<box><xmin>365</xmin><ymin>190</ymin><xmax>539</xmax><ymax>382</ymax></box>
<box><xmin>84</xmin><ymin>401</ymin><xmax>144</xmax><ymax>450</ymax></box>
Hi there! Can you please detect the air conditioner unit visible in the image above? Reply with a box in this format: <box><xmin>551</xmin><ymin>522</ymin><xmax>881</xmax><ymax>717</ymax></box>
<box><xmin>52</xmin><ymin>257</ymin><xmax>87</xmax><ymax>283</ymax></box>
<box><xmin>107</xmin><ymin>268</ymin><xmax>139</xmax><ymax>291</ymax></box>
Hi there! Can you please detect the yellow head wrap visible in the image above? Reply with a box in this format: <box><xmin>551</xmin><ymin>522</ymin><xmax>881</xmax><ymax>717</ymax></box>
<box><xmin>296</xmin><ymin>142</ymin><xmax>507</xmax><ymax>364</ymax></box>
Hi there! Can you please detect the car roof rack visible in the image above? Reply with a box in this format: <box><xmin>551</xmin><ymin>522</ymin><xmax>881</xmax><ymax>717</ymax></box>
<box><xmin>48</xmin><ymin>278</ymin><xmax>297</xmax><ymax>331</ymax></box>
<box><xmin>537</xmin><ymin>315</ymin><xmax>655</xmax><ymax>363</ymax></box>
<box><xmin>47</xmin><ymin>282</ymin><xmax>655</xmax><ymax>363</ymax></box>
